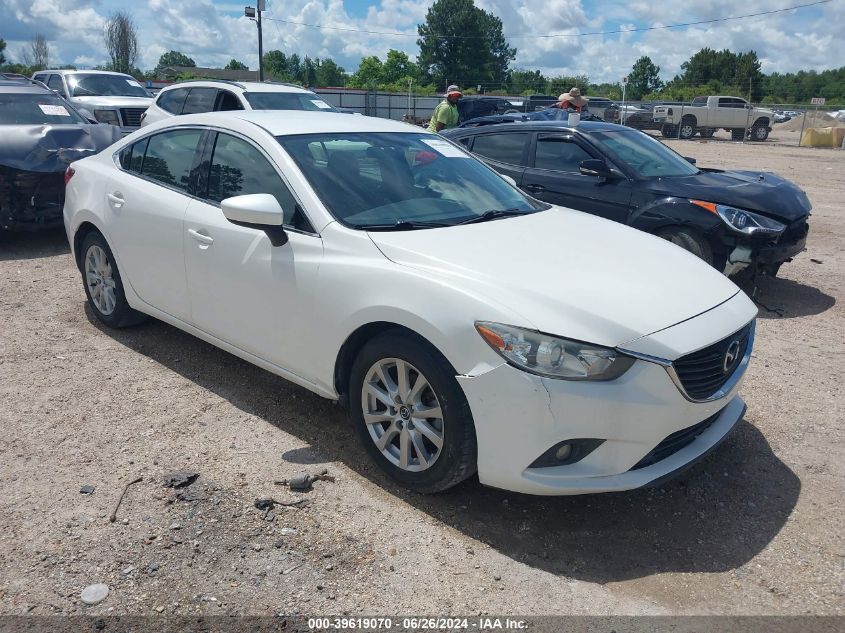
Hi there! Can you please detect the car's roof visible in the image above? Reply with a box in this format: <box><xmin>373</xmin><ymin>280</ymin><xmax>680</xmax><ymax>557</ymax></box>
<box><xmin>165</xmin><ymin>111</ymin><xmax>426</xmax><ymax>136</ymax></box>
<box><xmin>40</xmin><ymin>69</ymin><xmax>134</xmax><ymax>77</ymax></box>
<box><xmin>159</xmin><ymin>80</ymin><xmax>312</xmax><ymax>94</ymax></box>
<box><xmin>445</xmin><ymin>120</ymin><xmax>627</xmax><ymax>135</ymax></box>
<box><xmin>0</xmin><ymin>80</ymin><xmax>53</xmax><ymax>94</ymax></box>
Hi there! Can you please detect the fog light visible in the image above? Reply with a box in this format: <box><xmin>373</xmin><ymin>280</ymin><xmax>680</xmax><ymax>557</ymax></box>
<box><xmin>555</xmin><ymin>443</ymin><xmax>573</xmax><ymax>461</ymax></box>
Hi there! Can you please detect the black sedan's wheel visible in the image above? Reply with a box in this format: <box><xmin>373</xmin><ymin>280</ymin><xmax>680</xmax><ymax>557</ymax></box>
<box><xmin>658</xmin><ymin>227</ymin><xmax>714</xmax><ymax>267</ymax></box>
<box><xmin>80</xmin><ymin>231</ymin><xmax>146</xmax><ymax>328</ymax></box>
<box><xmin>349</xmin><ymin>331</ymin><xmax>477</xmax><ymax>493</ymax></box>
<box><xmin>660</xmin><ymin>123</ymin><xmax>677</xmax><ymax>138</ymax></box>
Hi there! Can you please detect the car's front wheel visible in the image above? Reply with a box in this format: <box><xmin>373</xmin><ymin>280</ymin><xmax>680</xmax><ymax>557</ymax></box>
<box><xmin>658</xmin><ymin>226</ymin><xmax>714</xmax><ymax>267</ymax></box>
<box><xmin>80</xmin><ymin>231</ymin><xmax>146</xmax><ymax>328</ymax></box>
<box><xmin>349</xmin><ymin>331</ymin><xmax>477</xmax><ymax>493</ymax></box>
<box><xmin>750</xmin><ymin>122</ymin><xmax>770</xmax><ymax>141</ymax></box>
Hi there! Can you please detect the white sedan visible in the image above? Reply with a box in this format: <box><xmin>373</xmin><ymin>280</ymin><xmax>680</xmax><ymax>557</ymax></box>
<box><xmin>63</xmin><ymin>111</ymin><xmax>757</xmax><ymax>495</ymax></box>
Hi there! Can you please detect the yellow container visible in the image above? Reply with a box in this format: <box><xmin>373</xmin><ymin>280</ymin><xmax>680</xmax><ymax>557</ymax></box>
<box><xmin>801</xmin><ymin>126</ymin><xmax>845</xmax><ymax>148</ymax></box>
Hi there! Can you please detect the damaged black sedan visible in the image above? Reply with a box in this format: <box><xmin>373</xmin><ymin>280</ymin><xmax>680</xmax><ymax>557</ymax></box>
<box><xmin>444</xmin><ymin>121</ymin><xmax>811</xmax><ymax>278</ymax></box>
<box><xmin>0</xmin><ymin>80</ymin><xmax>122</xmax><ymax>232</ymax></box>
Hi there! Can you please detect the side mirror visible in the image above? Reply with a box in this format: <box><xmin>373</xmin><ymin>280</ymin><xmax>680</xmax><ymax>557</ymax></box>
<box><xmin>579</xmin><ymin>159</ymin><xmax>615</xmax><ymax>179</ymax></box>
<box><xmin>500</xmin><ymin>174</ymin><xmax>517</xmax><ymax>187</ymax></box>
<box><xmin>684</xmin><ymin>156</ymin><xmax>697</xmax><ymax>165</ymax></box>
<box><xmin>221</xmin><ymin>193</ymin><xmax>288</xmax><ymax>246</ymax></box>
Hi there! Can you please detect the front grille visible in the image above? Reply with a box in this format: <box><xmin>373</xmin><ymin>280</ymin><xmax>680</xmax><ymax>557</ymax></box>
<box><xmin>631</xmin><ymin>412</ymin><xmax>720</xmax><ymax>470</ymax></box>
<box><xmin>672</xmin><ymin>322</ymin><xmax>753</xmax><ymax>400</ymax></box>
<box><xmin>120</xmin><ymin>108</ymin><xmax>146</xmax><ymax>127</ymax></box>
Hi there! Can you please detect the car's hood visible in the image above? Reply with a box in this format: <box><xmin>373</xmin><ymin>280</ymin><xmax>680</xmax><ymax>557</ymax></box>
<box><xmin>70</xmin><ymin>96</ymin><xmax>154</xmax><ymax>109</ymax></box>
<box><xmin>645</xmin><ymin>169</ymin><xmax>812</xmax><ymax>221</ymax></box>
<box><xmin>0</xmin><ymin>124</ymin><xmax>123</xmax><ymax>172</ymax></box>
<box><xmin>368</xmin><ymin>208</ymin><xmax>740</xmax><ymax>348</ymax></box>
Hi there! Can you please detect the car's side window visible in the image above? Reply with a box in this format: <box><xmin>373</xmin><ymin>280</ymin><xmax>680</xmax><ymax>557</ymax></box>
<box><xmin>181</xmin><ymin>88</ymin><xmax>217</xmax><ymax>115</ymax></box>
<box><xmin>533</xmin><ymin>135</ymin><xmax>594</xmax><ymax>172</ymax></box>
<box><xmin>206</xmin><ymin>133</ymin><xmax>313</xmax><ymax>232</ymax></box>
<box><xmin>471</xmin><ymin>132</ymin><xmax>528</xmax><ymax>166</ymax></box>
<box><xmin>216</xmin><ymin>90</ymin><xmax>243</xmax><ymax>111</ymax></box>
<box><xmin>47</xmin><ymin>74</ymin><xmax>66</xmax><ymax>96</ymax></box>
<box><xmin>139</xmin><ymin>130</ymin><xmax>203</xmax><ymax>192</ymax></box>
<box><xmin>158</xmin><ymin>88</ymin><xmax>190</xmax><ymax>114</ymax></box>
<box><xmin>33</xmin><ymin>74</ymin><xmax>48</xmax><ymax>84</ymax></box>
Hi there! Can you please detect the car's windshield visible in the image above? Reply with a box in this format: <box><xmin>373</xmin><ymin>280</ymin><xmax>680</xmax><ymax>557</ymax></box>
<box><xmin>278</xmin><ymin>132</ymin><xmax>544</xmax><ymax>229</ymax></box>
<box><xmin>67</xmin><ymin>73</ymin><xmax>151</xmax><ymax>98</ymax></box>
<box><xmin>589</xmin><ymin>129</ymin><xmax>700</xmax><ymax>178</ymax></box>
<box><xmin>244</xmin><ymin>92</ymin><xmax>337</xmax><ymax>111</ymax></box>
<box><xmin>0</xmin><ymin>93</ymin><xmax>88</xmax><ymax>124</ymax></box>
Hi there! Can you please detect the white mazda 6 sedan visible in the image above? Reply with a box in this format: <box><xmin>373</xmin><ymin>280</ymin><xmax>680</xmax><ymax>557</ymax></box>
<box><xmin>64</xmin><ymin>111</ymin><xmax>757</xmax><ymax>495</ymax></box>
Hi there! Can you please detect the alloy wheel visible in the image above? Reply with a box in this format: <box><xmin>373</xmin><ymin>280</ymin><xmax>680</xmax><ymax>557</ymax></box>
<box><xmin>361</xmin><ymin>358</ymin><xmax>445</xmax><ymax>472</ymax></box>
<box><xmin>84</xmin><ymin>244</ymin><xmax>117</xmax><ymax>315</ymax></box>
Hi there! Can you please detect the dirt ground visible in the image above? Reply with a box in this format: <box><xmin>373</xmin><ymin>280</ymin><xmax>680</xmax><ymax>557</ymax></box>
<box><xmin>0</xmin><ymin>139</ymin><xmax>843</xmax><ymax>620</ymax></box>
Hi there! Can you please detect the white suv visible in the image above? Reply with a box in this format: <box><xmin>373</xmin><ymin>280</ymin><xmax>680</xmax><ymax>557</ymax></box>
<box><xmin>140</xmin><ymin>80</ymin><xmax>338</xmax><ymax>127</ymax></box>
<box><xmin>31</xmin><ymin>69</ymin><xmax>154</xmax><ymax>134</ymax></box>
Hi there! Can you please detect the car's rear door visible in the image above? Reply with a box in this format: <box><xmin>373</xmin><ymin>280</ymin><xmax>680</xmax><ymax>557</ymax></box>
<box><xmin>107</xmin><ymin>128</ymin><xmax>204</xmax><ymax>320</ymax></box>
<box><xmin>466</xmin><ymin>130</ymin><xmax>529</xmax><ymax>185</ymax></box>
<box><xmin>521</xmin><ymin>132</ymin><xmax>632</xmax><ymax>223</ymax></box>
<box><xmin>183</xmin><ymin>130</ymin><xmax>323</xmax><ymax>373</ymax></box>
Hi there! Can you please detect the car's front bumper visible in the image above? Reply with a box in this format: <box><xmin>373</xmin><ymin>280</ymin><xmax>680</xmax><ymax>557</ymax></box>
<box><xmin>457</xmin><ymin>292</ymin><xmax>756</xmax><ymax>495</ymax></box>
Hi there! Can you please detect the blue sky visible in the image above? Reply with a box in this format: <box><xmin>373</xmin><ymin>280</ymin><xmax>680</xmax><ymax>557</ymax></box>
<box><xmin>2</xmin><ymin>0</ymin><xmax>842</xmax><ymax>84</ymax></box>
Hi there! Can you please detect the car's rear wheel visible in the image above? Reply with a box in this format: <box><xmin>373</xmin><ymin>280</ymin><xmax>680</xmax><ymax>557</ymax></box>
<box><xmin>349</xmin><ymin>331</ymin><xmax>477</xmax><ymax>493</ymax></box>
<box><xmin>80</xmin><ymin>231</ymin><xmax>146</xmax><ymax>328</ymax></box>
<box><xmin>699</xmin><ymin>128</ymin><xmax>716</xmax><ymax>138</ymax></box>
<box><xmin>731</xmin><ymin>128</ymin><xmax>746</xmax><ymax>141</ymax></box>
<box><xmin>660</xmin><ymin>123</ymin><xmax>677</xmax><ymax>138</ymax></box>
<box><xmin>750</xmin><ymin>122</ymin><xmax>770</xmax><ymax>141</ymax></box>
<box><xmin>658</xmin><ymin>227</ymin><xmax>714</xmax><ymax>267</ymax></box>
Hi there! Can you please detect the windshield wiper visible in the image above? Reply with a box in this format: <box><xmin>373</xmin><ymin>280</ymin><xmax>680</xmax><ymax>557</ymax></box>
<box><xmin>455</xmin><ymin>208</ymin><xmax>533</xmax><ymax>225</ymax></box>
<box><xmin>360</xmin><ymin>219</ymin><xmax>452</xmax><ymax>231</ymax></box>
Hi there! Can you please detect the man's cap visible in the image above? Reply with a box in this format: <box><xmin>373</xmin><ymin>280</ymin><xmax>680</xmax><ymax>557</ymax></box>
<box><xmin>446</xmin><ymin>85</ymin><xmax>462</xmax><ymax>97</ymax></box>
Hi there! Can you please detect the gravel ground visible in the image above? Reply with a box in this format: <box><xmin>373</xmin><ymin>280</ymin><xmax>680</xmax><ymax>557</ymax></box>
<box><xmin>0</xmin><ymin>140</ymin><xmax>842</xmax><ymax>619</ymax></box>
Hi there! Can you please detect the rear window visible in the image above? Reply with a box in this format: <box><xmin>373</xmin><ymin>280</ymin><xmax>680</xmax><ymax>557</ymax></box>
<box><xmin>692</xmin><ymin>96</ymin><xmax>708</xmax><ymax>106</ymax></box>
<box><xmin>243</xmin><ymin>92</ymin><xmax>336</xmax><ymax>111</ymax></box>
<box><xmin>0</xmin><ymin>93</ymin><xmax>87</xmax><ymax>125</ymax></box>
<box><xmin>182</xmin><ymin>88</ymin><xmax>218</xmax><ymax>115</ymax></box>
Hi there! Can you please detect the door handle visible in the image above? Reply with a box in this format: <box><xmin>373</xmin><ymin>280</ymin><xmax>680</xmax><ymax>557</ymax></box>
<box><xmin>188</xmin><ymin>228</ymin><xmax>214</xmax><ymax>245</ymax></box>
<box><xmin>524</xmin><ymin>184</ymin><xmax>545</xmax><ymax>193</ymax></box>
<box><xmin>107</xmin><ymin>192</ymin><xmax>124</xmax><ymax>207</ymax></box>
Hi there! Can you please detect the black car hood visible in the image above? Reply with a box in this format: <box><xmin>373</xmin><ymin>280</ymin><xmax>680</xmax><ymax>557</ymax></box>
<box><xmin>645</xmin><ymin>169</ymin><xmax>811</xmax><ymax>221</ymax></box>
<box><xmin>0</xmin><ymin>124</ymin><xmax>122</xmax><ymax>173</ymax></box>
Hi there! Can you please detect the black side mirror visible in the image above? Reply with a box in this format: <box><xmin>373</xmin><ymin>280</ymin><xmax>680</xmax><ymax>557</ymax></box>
<box><xmin>684</xmin><ymin>156</ymin><xmax>697</xmax><ymax>164</ymax></box>
<box><xmin>579</xmin><ymin>159</ymin><xmax>615</xmax><ymax>179</ymax></box>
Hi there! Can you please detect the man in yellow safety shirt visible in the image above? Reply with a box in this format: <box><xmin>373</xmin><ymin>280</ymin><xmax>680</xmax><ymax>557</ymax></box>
<box><xmin>427</xmin><ymin>85</ymin><xmax>462</xmax><ymax>133</ymax></box>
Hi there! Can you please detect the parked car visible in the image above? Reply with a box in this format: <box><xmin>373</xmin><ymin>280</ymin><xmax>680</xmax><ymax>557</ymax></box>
<box><xmin>64</xmin><ymin>111</ymin><xmax>756</xmax><ymax>495</ymax></box>
<box><xmin>457</xmin><ymin>96</ymin><xmax>518</xmax><ymax>123</ymax></box>
<box><xmin>31</xmin><ymin>69</ymin><xmax>154</xmax><ymax>134</ymax></box>
<box><xmin>141</xmin><ymin>80</ymin><xmax>338</xmax><ymax>127</ymax></box>
<box><xmin>460</xmin><ymin>109</ymin><xmax>605</xmax><ymax>128</ymax></box>
<box><xmin>444</xmin><ymin>120</ymin><xmax>810</xmax><ymax>278</ymax></box>
<box><xmin>581</xmin><ymin>96</ymin><xmax>620</xmax><ymax>122</ymax></box>
<box><xmin>0</xmin><ymin>79</ymin><xmax>122</xmax><ymax>232</ymax></box>
<box><xmin>653</xmin><ymin>95</ymin><xmax>774</xmax><ymax>141</ymax></box>
<box><xmin>773</xmin><ymin>110</ymin><xmax>792</xmax><ymax>123</ymax></box>
<box><xmin>621</xmin><ymin>104</ymin><xmax>660</xmax><ymax>131</ymax></box>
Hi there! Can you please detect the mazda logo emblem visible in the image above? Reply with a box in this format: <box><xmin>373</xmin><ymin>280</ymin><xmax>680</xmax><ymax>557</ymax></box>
<box><xmin>723</xmin><ymin>340</ymin><xmax>741</xmax><ymax>373</ymax></box>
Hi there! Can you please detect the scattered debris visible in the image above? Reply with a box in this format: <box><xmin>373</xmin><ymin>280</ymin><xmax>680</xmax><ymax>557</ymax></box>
<box><xmin>274</xmin><ymin>469</ymin><xmax>335</xmax><ymax>492</ymax></box>
<box><xmin>80</xmin><ymin>583</ymin><xmax>109</xmax><ymax>606</ymax></box>
<box><xmin>109</xmin><ymin>476</ymin><xmax>143</xmax><ymax>523</ymax></box>
<box><xmin>279</xmin><ymin>528</ymin><xmax>297</xmax><ymax>536</ymax></box>
<box><xmin>163</xmin><ymin>472</ymin><xmax>199</xmax><ymax>488</ymax></box>
<box><xmin>811</xmin><ymin>258</ymin><xmax>823</xmax><ymax>264</ymax></box>
<box><xmin>282</xmin><ymin>563</ymin><xmax>303</xmax><ymax>575</ymax></box>
<box><xmin>79</xmin><ymin>485</ymin><xmax>95</xmax><ymax>495</ymax></box>
<box><xmin>175</xmin><ymin>490</ymin><xmax>206</xmax><ymax>502</ymax></box>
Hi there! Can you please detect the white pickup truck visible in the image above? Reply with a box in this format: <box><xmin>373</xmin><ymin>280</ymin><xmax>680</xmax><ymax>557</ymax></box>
<box><xmin>652</xmin><ymin>96</ymin><xmax>774</xmax><ymax>141</ymax></box>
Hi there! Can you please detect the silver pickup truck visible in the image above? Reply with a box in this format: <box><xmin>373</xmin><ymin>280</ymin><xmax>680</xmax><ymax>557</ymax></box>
<box><xmin>653</xmin><ymin>95</ymin><xmax>774</xmax><ymax>141</ymax></box>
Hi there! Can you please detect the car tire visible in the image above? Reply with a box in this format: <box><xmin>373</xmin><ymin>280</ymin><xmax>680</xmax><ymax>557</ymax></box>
<box><xmin>679</xmin><ymin>116</ymin><xmax>697</xmax><ymax>139</ymax></box>
<box><xmin>750</xmin><ymin>122</ymin><xmax>770</xmax><ymax>141</ymax></box>
<box><xmin>658</xmin><ymin>227</ymin><xmax>714</xmax><ymax>267</ymax></box>
<box><xmin>80</xmin><ymin>231</ymin><xmax>146</xmax><ymax>328</ymax></box>
<box><xmin>731</xmin><ymin>128</ymin><xmax>746</xmax><ymax>141</ymax></box>
<box><xmin>349</xmin><ymin>331</ymin><xmax>477</xmax><ymax>493</ymax></box>
<box><xmin>660</xmin><ymin>123</ymin><xmax>676</xmax><ymax>137</ymax></box>
<box><xmin>699</xmin><ymin>128</ymin><xmax>716</xmax><ymax>138</ymax></box>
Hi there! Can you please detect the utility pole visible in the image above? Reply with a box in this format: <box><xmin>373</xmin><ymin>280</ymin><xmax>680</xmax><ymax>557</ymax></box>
<box><xmin>245</xmin><ymin>2</ymin><xmax>265</xmax><ymax>81</ymax></box>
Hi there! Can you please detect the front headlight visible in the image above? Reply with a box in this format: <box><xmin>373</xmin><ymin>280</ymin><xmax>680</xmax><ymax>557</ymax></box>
<box><xmin>691</xmin><ymin>200</ymin><xmax>786</xmax><ymax>236</ymax></box>
<box><xmin>475</xmin><ymin>322</ymin><xmax>635</xmax><ymax>381</ymax></box>
<box><xmin>93</xmin><ymin>109</ymin><xmax>120</xmax><ymax>126</ymax></box>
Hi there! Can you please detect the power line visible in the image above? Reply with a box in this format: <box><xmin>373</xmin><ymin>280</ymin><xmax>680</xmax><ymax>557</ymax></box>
<box><xmin>262</xmin><ymin>0</ymin><xmax>832</xmax><ymax>40</ymax></box>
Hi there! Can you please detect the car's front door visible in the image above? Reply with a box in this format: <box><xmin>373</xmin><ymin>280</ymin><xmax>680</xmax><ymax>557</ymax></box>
<box><xmin>183</xmin><ymin>130</ymin><xmax>323</xmax><ymax>374</ymax></box>
<box><xmin>467</xmin><ymin>131</ymin><xmax>529</xmax><ymax>185</ymax></box>
<box><xmin>107</xmin><ymin>128</ymin><xmax>204</xmax><ymax>320</ymax></box>
<box><xmin>521</xmin><ymin>133</ymin><xmax>632</xmax><ymax>223</ymax></box>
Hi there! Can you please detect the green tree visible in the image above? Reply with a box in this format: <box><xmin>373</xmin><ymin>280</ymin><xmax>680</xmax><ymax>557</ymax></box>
<box><xmin>315</xmin><ymin>58</ymin><xmax>347</xmax><ymax>86</ymax></box>
<box><xmin>381</xmin><ymin>49</ymin><xmax>418</xmax><ymax>84</ymax></box>
<box><xmin>508</xmin><ymin>69</ymin><xmax>546</xmax><ymax>94</ymax></box>
<box><xmin>0</xmin><ymin>38</ymin><xmax>6</xmax><ymax>65</ymax></box>
<box><xmin>627</xmin><ymin>56</ymin><xmax>662</xmax><ymax>100</ymax></box>
<box><xmin>263</xmin><ymin>50</ymin><xmax>289</xmax><ymax>80</ymax></box>
<box><xmin>224</xmin><ymin>58</ymin><xmax>248</xmax><ymax>70</ymax></box>
<box><xmin>348</xmin><ymin>56</ymin><xmax>383</xmax><ymax>88</ymax></box>
<box><xmin>417</xmin><ymin>0</ymin><xmax>516</xmax><ymax>89</ymax></box>
<box><xmin>155</xmin><ymin>50</ymin><xmax>196</xmax><ymax>73</ymax></box>
<box><xmin>302</xmin><ymin>56</ymin><xmax>317</xmax><ymax>86</ymax></box>
<box><xmin>104</xmin><ymin>11</ymin><xmax>139</xmax><ymax>75</ymax></box>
